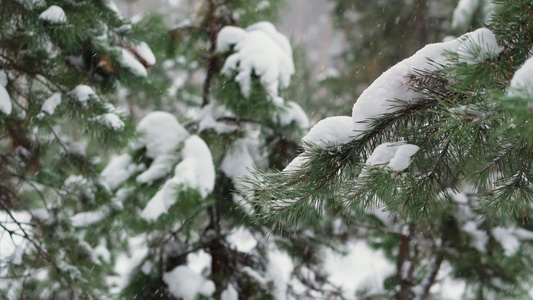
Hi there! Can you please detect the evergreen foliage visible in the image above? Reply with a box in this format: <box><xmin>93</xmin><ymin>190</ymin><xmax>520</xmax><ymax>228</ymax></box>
<box><xmin>0</xmin><ymin>0</ymin><xmax>341</xmax><ymax>299</ymax></box>
<box><xmin>248</xmin><ymin>0</ymin><xmax>533</xmax><ymax>298</ymax></box>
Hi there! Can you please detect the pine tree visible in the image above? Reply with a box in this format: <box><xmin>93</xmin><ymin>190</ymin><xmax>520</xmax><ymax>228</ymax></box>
<box><xmin>248</xmin><ymin>0</ymin><xmax>533</xmax><ymax>299</ymax></box>
<box><xmin>100</xmin><ymin>0</ymin><xmax>344</xmax><ymax>299</ymax></box>
<box><xmin>0</xmin><ymin>0</ymin><xmax>167</xmax><ymax>298</ymax></box>
<box><xmin>1</xmin><ymin>0</ymin><xmax>339</xmax><ymax>299</ymax></box>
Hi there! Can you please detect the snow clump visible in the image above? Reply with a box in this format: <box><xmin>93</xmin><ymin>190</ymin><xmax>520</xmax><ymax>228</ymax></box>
<box><xmin>141</xmin><ymin>135</ymin><xmax>215</xmax><ymax>221</ymax></box>
<box><xmin>457</xmin><ymin>27</ymin><xmax>502</xmax><ymax>65</ymax></box>
<box><xmin>163</xmin><ymin>265</ymin><xmax>215</xmax><ymax>300</ymax></box>
<box><xmin>136</xmin><ymin>111</ymin><xmax>189</xmax><ymax>159</ymax></box>
<box><xmin>39</xmin><ymin>5</ymin><xmax>67</xmax><ymax>24</ymax></box>
<box><xmin>0</xmin><ymin>70</ymin><xmax>12</xmax><ymax>114</ymax></box>
<box><xmin>451</xmin><ymin>0</ymin><xmax>480</xmax><ymax>31</ymax></box>
<box><xmin>509</xmin><ymin>55</ymin><xmax>533</xmax><ymax>99</ymax></box>
<box><xmin>117</xmin><ymin>47</ymin><xmax>147</xmax><ymax>77</ymax></box>
<box><xmin>217</xmin><ymin>21</ymin><xmax>294</xmax><ymax>98</ymax></box>
<box><xmin>41</xmin><ymin>92</ymin><xmax>61</xmax><ymax>115</ymax></box>
<box><xmin>70</xmin><ymin>85</ymin><xmax>98</xmax><ymax>104</ymax></box>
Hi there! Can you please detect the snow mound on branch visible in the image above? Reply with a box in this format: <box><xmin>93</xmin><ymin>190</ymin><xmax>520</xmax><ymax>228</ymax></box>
<box><xmin>95</xmin><ymin>113</ymin><xmax>124</xmax><ymax>131</ymax></box>
<box><xmin>457</xmin><ymin>28</ymin><xmax>502</xmax><ymax>65</ymax></box>
<box><xmin>0</xmin><ymin>85</ymin><xmax>11</xmax><ymax>115</ymax></box>
<box><xmin>274</xmin><ymin>101</ymin><xmax>309</xmax><ymax>128</ymax></box>
<box><xmin>492</xmin><ymin>227</ymin><xmax>520</xmax><ymax>257</ymax></box>
<box><xmin>283</xmin><ymin>154</ymin><xmax>308</xmax><ymax>173</ymax></box>
<box><xmin>71</xmin><ymin>208</ymin><xmax>109</xmax><ymax>227</ymax></box>
<box><xmin>451</xmin><ymin>0</ymin><xmax>479</xmax><ymax>31</ymax></box>
<box><xmin>227</xmin><ymin>226</ymin><xmax>257</xmax><ymax>253</ymax></box>
<box><xmin>133</xmin><ymin>42</ymin><xmax>156</xmax><ymax>67</ymax></box>
<box><xmin>41</xmin><ymin>92</ymin><xmax>61</xmax><ymax>115</ymax></box>
<box><xmin>216</xmin><ymin>26</ymin><xmax>247</xmax><ymax>52</ymax></box>
<box><xmin>352</xmin><ymin>34</ymin><xmax>463</xmax><ymax>127</ymax></box>
<box><xmin>70</xmin><ymin>85</ymin><xmax>98</xmax><ymax>104</ymax></box>
<box><xmin>39</xmin><ymin>5</ymin><xmax>67</xmax><ymax>24</ymax></box>
<box><xmin>0</xmin><ymin>211</ymin><xmax>31</xmax><ymax>268</ymax></box>
<box><xmin>0</xmin><ymin>70</ymin><xmax>12</xmax><ymax>114</ymax></box>
<box><xmin>100</xmin><ymin>153</ymin><xmax>143</xmax><ymax>190</ymax></box>
<box><xmin>221</xmin><ymin>138</ymin><xmax>255</xmax><ymax>180</ymax></box>
<box><xmin>365</xmin><ymin>143</ymin><xmax>420</xmax><ymax>172</ymax></box>
<box><xmin>163</xmin><ymin>265</ymin><xmax>215</xmax><ymax>300</ymax></box>
<box><xmin>509</xmin><ymin>55</ymin><xmax>533</xmax><ymax>98</ymax></box>
<box><xmin>218</xmin><ymin>21</ymin><xmax>294</xmax><ymax>98</ymax></box>
<box><xmin>324</xmin><ymin>240</ymin><xmax>395</xmax><ymax>298</ymax></box>
<box><xmin>141</xmin><ymin>135</ymin><xmax>214</xmax><ymax>221</ymax></box>
<box><xmin>137</xmin><ymin>111</ymin><xmax>189</xmax><ymax>159</ymax></box>
<box><xmin>174</xmin><ymin>135</ymin><xmax>215</xmax><ymax>198</ymax></box>
<box><xmin>221</xmin><ymin>284</ymin><xmax>238</xmax><ymax>300</ymax></box>
<box><xmin>117</xmin><ymin>47</ymin><xmax>147</xmax><ymax>77</ymax></box>
<box><xmin>302</xmin><ymin>116</ymin><xmax>355</xmax><ymax>150</ymax></box>
<box><xmin>266</xmin><ymin>247</ymin><xmax>293</xmax><ymax>300</ymax></box>
<box><xmin>0</xmin><ymin>70</ymin><xmax>7</xmax><ymax>87</ymax></box>
<box><xmin>136</xmin><ymin>155</ymin><xmax>174</xmax><ymax>184</ymax></box>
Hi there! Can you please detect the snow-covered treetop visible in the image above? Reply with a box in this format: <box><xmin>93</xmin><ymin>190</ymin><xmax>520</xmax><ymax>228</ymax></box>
<box><xmin>217</xmin><ymin>21</ymin><xmax>294</xmax><ymax>98</ymax></box>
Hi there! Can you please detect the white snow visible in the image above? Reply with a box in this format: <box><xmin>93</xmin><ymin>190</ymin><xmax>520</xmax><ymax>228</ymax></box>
<box><xmin>388</xmin><ymin>144</ymin><xmax>420</xmax><ymax>172</ymax></box>
<box><xmin>133</xmin><ymin>42</ymin><xmax>156</xmax><ymax>67</ymax></box>
<box><xmin>187</xmin><ymin>250</ymin><xmax>211</xmax><ymax>274</ymax></box>
<box><xmin>509</xmin><ymin>55</ymin><xmax>533</xmax><ymax>98</ymax></box>
<box><xmin>96</xmin><ymin>113</ymin><xmax>124</xmax><ymax>131</ymax></box>
<box><xmin>324</xmin><ymin>240</ymin><xmax>396</xmax><ymax>298</ymax></box>
<box><xmin>71</xmin><ymin>208</ymin><xmax>109</xmax><ymax>227</ymax></box>
<box><xmin>491</xmin><ymin>227</ymin><xmax>520</xmax><ymax>256</ymax></box>
<box><xmin>137</xmin><ymin>111</ymin><xmax>189</xmax><ymax>159</ymax></box>
<box><xmin>366</xmin><ymin>143</ymin><xmax>401</xmax><ymax>166</ymax></box>
<box><xmin>302</xmin><ymin>116</ymin><xmax>355</xmax><ymax>150</ymax></box>
<box><xmin>457</xmin><ymin>28</ymin><xmax>502</xmax><ymax>65</ymax></box>
<box><xmin>221</xmin><ymin>284</ymin><xmax>238</xmax><ymax>300</ymax></box>
<box><xmin>39</xmin><ymin>5</ymin><xmax>67</xmax><ymax>24</ymax></box>
<box><xmin>227</xmin><ymin>226</ymin><xmax>257</xmax><ymax>253</ymax></box>
<box><xmin>163</xmin><ymin>265</ymin><xmax>215</xmax><ymax>300</ymax></box>
<box><xmin>275</xmin><ymin>100</ymin><xmax>310</xmax><ymax>128</ymax></box>
<box><xmin>70</xmin><ymin>85</ymin><xmax>98</xmax><ymax>104</ymax></box>
<box><xmin>0</xmin><ymin>70</ymin><xmax>7</xmax><ymax>87</ymax></box>
<box><xmin>291</xmin><ymin>29</ymin><xmax>497</xmax><ymax>171</ymax></box>
<box><xmin>100</xmin><ymin>154</ymin><xmax>141</xmax><ymax>190</ymax></box>
<box><xmin>266</xmin><ymin>247</ymin><xmax>294</xmax><ymax>300</ymax></box>
<box><xmin>136</xmin><ymin>154</ymin><xmax>174</xmax><ymax>184</ymax></box>
<box><xmin>117</xmin><ymin>48</ymin><xmax>147</xmax><ymax>77</ymax></box>
<box><xmin>282</xmin><ymin>154</ymin><xmax>308</xmax><ymax>173</ymax></box>
<box><xmin>195</xmin><ymin>104</ymin><xmax>239</xmax><ymax>134</ymax></box>
<box><xmin>141</xmin><ymin>135</ymin><xmax>214</xmax><ymax>221</ymax></box>
<box><xmin>221</xmin><ymin>138</ymin><xmax>255</xmax><ymax>180</ymax></box>
<box><xmin>0</xmin><ymin>211</ymin><xmax>31</xmax><ymax>269</ymax></box>
<box><xmin>0</xmin><ymin>70</ymin><xmax>11</xmax><ymax>114</ymax></box>
<box><xmin>216</xmin><ymin>26</ymin><xmax>248</xmax><ymax>53</ymax></box>
<box><xmin>351</xmin><ymin>35</ymin><xmax>463</xmax><ymax>129</ymax></box>
<box><xmin>462</xmin><ymin>221</ymin><xmax>488</xmax><ymax>252</ymax></box>
<box><xmin>451</xmin><ymin>0</ymin><xmax>480</xmax><ymax>31</ymax></box>
<box><xmin>41</xmin><ymin>92</ymin><xmax>61</xmax><ymax>115</ymax></box>
<box><xmin>109</xmin><ymin>234</ymin><xmax>148</xmax><ymax>293</ymax></box>
<box><xmin>0</xmin><ymin>85</ymin><xmax>12</xmax><ymax>115</ymax></box>
<box><xmin>174</xmin><ymin>135</ymin><xmax>215</xmax><ymax>198</ymax></box>
<box><xmin>219</xmin><ymin>21</ymin><xmax>294</xmax><ymax>98</ymax></box>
